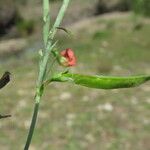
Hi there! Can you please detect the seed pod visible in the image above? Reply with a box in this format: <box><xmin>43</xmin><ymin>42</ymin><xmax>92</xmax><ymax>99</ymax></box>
<box><xmin>51</xmin><ymin>73</ymin><xmax>150</xmax><ymax>89</ymax></box>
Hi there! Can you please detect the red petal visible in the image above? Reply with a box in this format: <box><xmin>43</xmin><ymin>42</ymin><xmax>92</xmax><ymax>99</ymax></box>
<box><xmin>60</xmin><ymin>48</ymin><xmax>76</xmax><ymax>67</ymax></box>
<box><xmin>66</xmin><ymin>48</ymin><xmax>74</xmax><ymax>58</ymax></box>
<box><xmin>60</xmin><ymin>50</ymin><xmax>66</xmax><ymax>56</ymax></box>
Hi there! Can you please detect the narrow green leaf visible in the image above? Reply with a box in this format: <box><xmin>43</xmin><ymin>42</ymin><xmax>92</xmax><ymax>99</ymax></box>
<box><xmin>43</xmin><ymin>0</ymin><xmax>50</xmax><ymax>46</ymax></box>
<box><xmin>50</xmin><ymin>73</ymin><xmax>150</xmax><ymax>89</ymax></box>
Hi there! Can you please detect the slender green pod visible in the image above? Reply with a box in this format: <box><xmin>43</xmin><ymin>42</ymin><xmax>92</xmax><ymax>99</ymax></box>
<box><xmin>50</xmin><ymin>73</ymin><xmax>150</xmax><ymax>89</ymax></box>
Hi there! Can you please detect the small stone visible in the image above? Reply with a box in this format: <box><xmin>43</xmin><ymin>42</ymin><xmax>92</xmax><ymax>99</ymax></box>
<box><xmin>103</xmin><ymin>103</ymin><xmax>113</xmax><ymax>111</ymax></box>
<box><xmin>97</xmin><ymin>103</ymin><xmax>113</xmax><ymax>112</ymax></box>
<box><xmin>60</xmin><ymin>92</ymin><xmax>72</xmax><ymax>101</ymax></box>
<box><xmin>85</xmin><ymin>133</ymin><xmax>95</xmax><ymax>143</ymax></box>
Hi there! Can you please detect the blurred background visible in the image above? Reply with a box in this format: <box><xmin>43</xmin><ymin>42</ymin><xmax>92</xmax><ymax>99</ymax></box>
<box><xmin>0</xmin><ymin>0</ymin><xmax>150</xmax><ymax>149</ymax></box>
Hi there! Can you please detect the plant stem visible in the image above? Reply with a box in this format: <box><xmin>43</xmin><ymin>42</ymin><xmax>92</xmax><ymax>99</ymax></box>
<box><xmin>24</xmin><ymin>0</ymin><xmax>70</xmax><ymax>149</ymax></box>
<box><xmin>43</xmin><ymin>0</ymin><xmax>50</xmax><ymax>47</ymax></box>
<box><xmin>50</xmin><ymin>0</ymin><xmax>71</xmax><ymax>39</ymax></box>
<box><xmin>24</xmin><ymin>98</ymin><xmax>40</xmax><ymax>150</ymax></box>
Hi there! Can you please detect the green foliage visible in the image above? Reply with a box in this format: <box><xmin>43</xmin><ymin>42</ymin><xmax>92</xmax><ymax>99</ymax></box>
<box><xmin>142</xmin><ymin>0</ymin><xmax>150</xmax><ymax>16</ymax></box>
<box><xmin>132</xmin><ymin>0</ymin><xmax>150</xmax><ymax>17</ymax></box>
<box><xmin>16</xmin><ymin>19</ymin><xmax>34</xmax><ymax>35</ymax></box>
<box><xmin>92</xmin><ymin>30</ymin><xmax>110</xmax><ymax>40</ymax></box>
<box><xmin>118</xmin><ymin>0</ymin><xmax>132</xmax><ymax>11</ymax></box>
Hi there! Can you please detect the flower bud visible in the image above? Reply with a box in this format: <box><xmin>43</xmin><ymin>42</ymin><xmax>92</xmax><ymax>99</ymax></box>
<box><xmin>60</xmin><ymin>48</ymin><xmax>76</xmax><ymax>67</ymax></box>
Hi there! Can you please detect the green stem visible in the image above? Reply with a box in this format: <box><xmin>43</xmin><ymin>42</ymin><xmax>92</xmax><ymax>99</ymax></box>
<box><xmin>43</xmin><ymin>0</ymin><xmax>50</xmax><ymax>47</ymax></box>
<box><xmin>24</xmin><ymin>0</ymin><xmax>70</xmax><ymax>149</ymax></box>
<box><xmin>50</xmin><ymin>0</ymin><xmax>70</xmax><ymax>39</ymax></box>
<box><xmin>24</xmin><ymin>97</ymin><xmax>40</xmax><ymax>150</ymax></box>
<box><xmin>24</xmin><ymin>87</ymin><xmax>43</xmax><ymax>150</ymax></box>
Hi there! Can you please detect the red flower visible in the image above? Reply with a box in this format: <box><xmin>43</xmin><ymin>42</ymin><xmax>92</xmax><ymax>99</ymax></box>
<box><xmin>60</xmin><ymin>48</ymin><xmax>76</xmax><ymax>67</ymax></box>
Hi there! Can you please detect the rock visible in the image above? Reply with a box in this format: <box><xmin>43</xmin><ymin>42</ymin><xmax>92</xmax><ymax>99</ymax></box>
<box><xmin>0</xmin><ymin>38</ymin><xmax>27</xmax><ymax>57</ymax></box>
<box><xmin>0</xmin><ymin>0</ymin><xmax>17</xmax><ymax>35</ymax></box>
<box><xmin>95</xmin><ymin>0</ymin><xmax>131</xmax><ymax>15</ymax></box>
